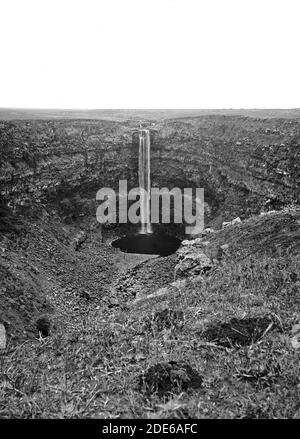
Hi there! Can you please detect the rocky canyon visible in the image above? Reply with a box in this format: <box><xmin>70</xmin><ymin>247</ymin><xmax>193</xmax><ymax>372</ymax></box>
<box><xmin>0</xmin><ymin>111</ymin><xmax>299</xmax><ymax>418</ymax></box>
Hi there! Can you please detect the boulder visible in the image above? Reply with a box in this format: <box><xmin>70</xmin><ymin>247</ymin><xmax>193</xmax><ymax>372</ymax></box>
<box><xmin>202</xmin><ymin>227</ymin><xmax>215</xmax><ymax>235</ymax></box>
<box><xmin>231</xmin><ymin>217</ymin><xmax>242</xmax><ymax>225</ymax></box>
<box><xmin>222</xmin><ymin>216</ymin><xmax>242</xmax><ymax>229</ymax></box>
<box><xmin>220</xmin><ymin>243</ymin><xmax>230</xmax><ymax>251</ymax></box>
<box><xmin>174</xmin><ymin>237</ymin><xmax>225</xmax><ymax>280</ymax></box>
<box><xmin>175</xmin><ymin>251</ymin><xmax>213</xmax><ymax>279</ymax></box>
<box><xmin>222</xmin><ymin>221</ymin><xmax>231</xmax><ymax>228</ymax></box>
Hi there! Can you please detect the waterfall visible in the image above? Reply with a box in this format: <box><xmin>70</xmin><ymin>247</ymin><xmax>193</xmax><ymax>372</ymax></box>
<box><xmin>138</xmin><ymin>129</ymin><xmax>152</xmax><ymax>234</ymax></box>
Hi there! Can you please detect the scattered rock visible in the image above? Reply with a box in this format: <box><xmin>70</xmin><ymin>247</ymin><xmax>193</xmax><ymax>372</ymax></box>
<box><xmin>181</xmin><ymin>239</ymin><xmax>192</xmax><ymax>246</ymax></box>
<box><xmin>220</xmin><ymin>243</ymin><xmax>230</xmax><ymax>251</ymax></box>
<box><xmin>232</xmin><ymin>217</ymin><xmax>242</xmax><ymax>225</ymax></box>
<box><xmin>222</xmin><ymin>217</ymin><xmax>242</xmax><ymax>229</ymax></box>
<box><xmin>203</xmin><ymin>227</ymin><xmax>215</xmax><ymax>234</ymax></box>
<box><xmin>222</xmin><ymin>221</ymin><xmax>231</xmax><ymax>228</ymax></box>
<box><xmin>0</xmin><ymin>323</ymin><xmax>6</xmax><ymax>349</ymax></box>
<box><xmin>138</xmin><ymin>361</ymin><xmax>203</xmax><ymax>396</ymax></box>
<box><xmin>291</xmin><ymin>323</ymin><xmax>300</xmax><ymax>349</ymax></box>
<box><xmin>260</xmin><ymin>209</ymin><xmax>278</xmax><ymax>216</ymax></box>
<box><xmin>181</xmin><ymin>237</ymin><xmax>205</xmax><ymax>247</ymax></box>
<box><xmin>290</xmin><ymin>334</ymin><xmax>300</xmax><ymax>350</ymax></box>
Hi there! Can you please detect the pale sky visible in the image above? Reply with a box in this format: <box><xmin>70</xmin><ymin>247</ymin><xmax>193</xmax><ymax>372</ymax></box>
<box><xmin>0</xmin><ymin>0</ymin><xmax>299</xmax><ymax>109</ymax></box>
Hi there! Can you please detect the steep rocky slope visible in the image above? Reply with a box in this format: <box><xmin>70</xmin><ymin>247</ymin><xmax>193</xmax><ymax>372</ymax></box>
<box><xmin>1</xmin><ymin>208</ymin><xmax>300</xmax><ymax>418</ymax></box>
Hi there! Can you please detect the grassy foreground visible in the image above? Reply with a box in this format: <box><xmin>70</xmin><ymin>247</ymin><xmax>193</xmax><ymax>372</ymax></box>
<box><xmin>0</xmin><ymin>211</ymin><xmax>300</xmax><ymax>418</ymax></box>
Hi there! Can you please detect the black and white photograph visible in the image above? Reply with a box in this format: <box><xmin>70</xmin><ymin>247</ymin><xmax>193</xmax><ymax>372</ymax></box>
<box><xmin>0</xmin><ymin>0</ymin><xmax>299</xmax><ymax>426</ymax></box>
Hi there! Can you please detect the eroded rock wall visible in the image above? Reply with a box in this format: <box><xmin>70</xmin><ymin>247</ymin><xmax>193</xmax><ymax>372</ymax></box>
<box><xmin>1</xmin><ymin>116</ymin><xmax>299</xmax><ymax>224</ymax></box>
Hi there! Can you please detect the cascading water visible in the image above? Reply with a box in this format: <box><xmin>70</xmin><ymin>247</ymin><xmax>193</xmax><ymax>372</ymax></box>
<box><xmin>139</xmin><ymin>129</ymin><xmax>152</xmax><ymax>234</ymax></box>
<box><xmin>111</xmin><ymin>127</ymin><xmax>182</xmax><ymax>255</ymax></box>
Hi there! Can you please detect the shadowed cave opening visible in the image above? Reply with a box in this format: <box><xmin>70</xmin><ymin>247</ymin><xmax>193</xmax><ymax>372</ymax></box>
<box><xmin>111</xmin><ymin>232</ymin><xmax>181</xmax><ymax>256</ymax></box>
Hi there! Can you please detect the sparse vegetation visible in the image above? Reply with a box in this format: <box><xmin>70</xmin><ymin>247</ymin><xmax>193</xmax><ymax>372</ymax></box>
<box><xmin>0</xmin><ymin>210</ymin><xmax>299</xmax><ymax>418</ymax></box>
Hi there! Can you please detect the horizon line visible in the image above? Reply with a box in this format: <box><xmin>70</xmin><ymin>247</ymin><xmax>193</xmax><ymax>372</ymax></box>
<box><xmin>1</xmin><ymin>107</ymin><xmax>300</xmax><ymax>111</ymax></box>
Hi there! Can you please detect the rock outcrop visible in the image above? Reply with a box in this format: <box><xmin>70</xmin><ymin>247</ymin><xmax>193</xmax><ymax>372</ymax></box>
<box><xmin>174</xmin><ymin>237</ymin><xmax>223</xmax><ymax>279</ymax></box>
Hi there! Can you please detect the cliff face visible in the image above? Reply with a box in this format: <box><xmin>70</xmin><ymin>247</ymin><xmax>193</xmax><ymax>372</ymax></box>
<box><xmin>0</xmin><ymin>119</ymin><xmax>138</xmax><ymax>219</ymax></box>
<box><xmin>1</xmin><ymin>116</ymin><xmax>299</xmax><ymax>225</ymax></box>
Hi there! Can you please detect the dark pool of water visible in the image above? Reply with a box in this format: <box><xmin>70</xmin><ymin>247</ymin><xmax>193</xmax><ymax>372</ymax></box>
<box><xmin>112</xmin><ymin>232</ymin><xmax>181</xmax><ymax>256</ymax></box>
